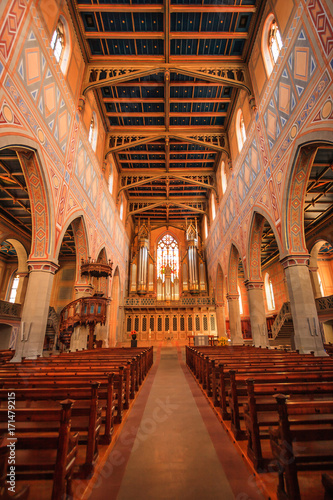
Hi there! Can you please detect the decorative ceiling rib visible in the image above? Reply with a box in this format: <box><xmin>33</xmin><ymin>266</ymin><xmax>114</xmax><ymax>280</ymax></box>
<box><xmin>70</xmin><ymin>0</ymin><xmax>263</xmax><ymax>224</ymax></box>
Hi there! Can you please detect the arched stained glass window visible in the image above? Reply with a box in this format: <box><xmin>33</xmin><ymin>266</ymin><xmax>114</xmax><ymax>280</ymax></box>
<box><xmin>51</xmin><ymin>20</ymin><xmax>65</xmax><ymax>63</ymax></box>
<box><xmin>265</xmin><ymin>273</ymin><xmax>275</xmax><ymax>311</ymax></box>
<box><xmin>262</xmin><ymin>14</ymin><xmax>283</xmax><ymax>77</ymax></box>
<box><xmin>236</xmin><ymin>109</ymin><xmax>246</xmax><ymax>152</ymax></box>
<box><xmin>9</xmin><ymin>274</ymin><xmax>19</xmax><ymax>303</ymax></box>
<box><xmin>157</xmin><ymin>234</ymin><xmax>179</xmax><ymax>283</ymax></box>
<box><xmin>269</xmin><ymin>20</ymin><xmax>283</xmax><ymax>63</ymax></box>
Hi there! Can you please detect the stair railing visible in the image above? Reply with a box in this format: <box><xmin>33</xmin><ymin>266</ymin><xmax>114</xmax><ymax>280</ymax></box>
<box><xmin>271</xmin><ymin>302</ymin><xmax>292</xmax><ymax>340</ymax></box>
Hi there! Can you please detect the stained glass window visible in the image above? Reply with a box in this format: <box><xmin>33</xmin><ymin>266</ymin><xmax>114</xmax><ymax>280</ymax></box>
<box><xmin>269</xmin><ymin>20</ymin><xmax>282</xmax><ymax>63</ymax></box>
<box><xmin>157</xmin><ymin>234</ymin><xmax>179</xmax><ymax>283</ymax></box>
<box><xmin>51</xmin><ymin>21</ymin><xmax>65</xmax><ymax>63</ymax></box>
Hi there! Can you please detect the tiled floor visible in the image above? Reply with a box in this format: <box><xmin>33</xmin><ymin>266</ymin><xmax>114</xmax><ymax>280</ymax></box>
<box><xmin>88</xmin><ymin>346</ymin><xmax>265</xmax><ymax>500</ymax></box>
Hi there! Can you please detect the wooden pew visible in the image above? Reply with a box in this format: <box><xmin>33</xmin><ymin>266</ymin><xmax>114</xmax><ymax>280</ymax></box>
<box><xmin>0</xmin><ymin>350</ymin><xmax>15</xmax><ymax>365</ymax></box>
<box><xmin>243</xmin><ymin>379</ymin><xmax>333</xmax><ymax>470</ymax></box>
<box><xmin>228</xmin><ymin>369</ymin><xmax>333</xmax><ymax>438</ymax></box>
<box><xmin>0</xmin><ymin>366</ymin><xmax>127</xmax><ymax>425</ymax></box>
<box><xmin>269</xmin><ymin>395</ymin><xmax>333</xmax><ymax>500</ymax></box>
<box><xmin>0</xmin><ymin>439</ymin><xmax>29</xmax><ymax>500</ymax></box>
<box><xmin>0</xmin><ymin>400</ymin><xmax>79</xmax><ymax>500</ymax></box>
<box><xmin>322</xmin><ymin>473</ymin><xmax>333</xmax><ymax>500</ymax></box>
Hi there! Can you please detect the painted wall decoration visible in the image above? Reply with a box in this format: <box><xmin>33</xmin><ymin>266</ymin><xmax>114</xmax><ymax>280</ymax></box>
<box><xmin>236</xmin><ymin>138</ymin><xmax>262</xmax><ymax>204</ymax></box>
<box><xmin>75</xmin><ymin>140</ymin><xmax>99</xmax><ymax>209</ymax></box>
<box><xmin>263</xmin><ymin>26</ymin><xmax>317</xmax><ymax>151</ymax></box>
<box><xmin>16</xmin><ymin>29</ymin><xmax>71</xmax><ymax>156</ymax></box>
<box><xmin>100</xmin><ymin>190</ymin><xmax>115</xmax><ymax>238</ymax></box>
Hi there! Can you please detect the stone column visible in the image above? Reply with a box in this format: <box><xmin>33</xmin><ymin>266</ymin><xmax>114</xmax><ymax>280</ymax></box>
<box><xmin>227</xmin><ymin>294</ymin><xmax>244</xmax><ymax>345</ymax></box>
<box><xmin>245</xmin><ymin>280</ymin><xmax>270</xmax><ymax>348</ymax></box>
<box><xmin>281</xmin><ymin>255</ymin><xmax>326</xmax><ymax>355</ymax></box>
<box><xmin>215</xmin><ymin>301</ymin><xmax>227</xmax><ymax>338</ymax></box>
<box><xmin>13</xmin><ymin>260</ymin><xmax>59</xmax><ymax>360</ymax></box>
<box><xmin>15</xmin><ymin>272</ymin><xmax>29</xmax><ymax>304</ymax></box>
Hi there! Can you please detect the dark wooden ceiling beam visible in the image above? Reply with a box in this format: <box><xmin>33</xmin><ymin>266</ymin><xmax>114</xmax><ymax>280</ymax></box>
<box><xmin>106</xmin><ymin>111</ymin><xmax>227</xmax><ymax>117</ymax></box>
<box><xmin>118</xmin><ymin>159</ymin><xmax>215</xmax><ymax>164</ymax></box>
<box><xmin>170</xmin><ymin>32</ymin><xmax>248</xmax><ymax>40</ymax></box>
<box><xmin>170</xmin><ymin>5</ymin><xmax>256</xmax><ymax>13</ymax></box>
<box><xmin>84</xmin><ymin>32</ymin><xmax>248</xmax><ymax>40</ymax></box>
<box><xmin>85</xmin><ymin>32</ymin><xmax>165</xmax><ymax>39</ymax></box>
<box><xmin>76</xmin><ymin>4</ymin><xmax>255</xmax><ymax>13</ymax></box>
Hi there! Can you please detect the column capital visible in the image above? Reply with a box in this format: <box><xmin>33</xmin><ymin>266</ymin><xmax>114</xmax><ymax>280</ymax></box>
<box><xmin>78</xmin><ymin>95</ymin><xmax>86</xmax><ymax>112</ymax></box>
<box><xmin>280</xmin><ymin>254</ymin><xmax>310</xmax><ymax>269</ymax></box>
<box><xmin>27</xmin><ymin>260</ymin><xmax>59</xmax><ymax>274</ymax></box>
<box><xmin>244</xmin><ymin>280</ymin><xmax>264</xmax><ymax>291</ymax></box>
<box><xmin>16</xmin><ymin>271</ymin><xmax>29</xmax><ymax>278</ymax></box>
<box><xmin>226</xmin><ymin>293</ymin><xmax>239</xmax><ymax>301</ymax></box>
<box><xmin>215</xmin><ymin>301</ymin><xmax>225</xmax><ymax>308</ymax></box>
<box><xmin>308</xmin><ymin>266</ymin><xmax>319</xmax><ymax>273</ymax></box>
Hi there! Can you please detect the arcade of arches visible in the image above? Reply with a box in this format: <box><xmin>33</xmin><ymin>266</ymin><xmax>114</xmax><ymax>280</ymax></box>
<box><xmin>0</xmin><ymin>0</ymin><xmax>332</xmax><ymax>360</ymax></box>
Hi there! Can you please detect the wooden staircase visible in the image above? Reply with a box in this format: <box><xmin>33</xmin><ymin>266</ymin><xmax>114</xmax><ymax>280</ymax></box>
<box><xmin>269</xmin><ymin>302</ymin><xmax>294</xmax><ymax>348</ymax></box>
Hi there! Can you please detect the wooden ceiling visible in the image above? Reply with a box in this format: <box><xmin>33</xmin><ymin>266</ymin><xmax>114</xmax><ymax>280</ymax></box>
<box><xmin>0</xmin><ymin>149</ymin><xmax>76</xmax><ymax>259</ymax></box>
<box><xmin>69</xmin><ymin>0</ymin><xmax>263</xmax><ymax>224</ymax></box>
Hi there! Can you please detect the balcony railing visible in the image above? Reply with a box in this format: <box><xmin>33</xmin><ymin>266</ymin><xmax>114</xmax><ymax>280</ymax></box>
<box><xmin>0</xmin><ymin>300</ymin><xmax>21</xmax><ymax>319</ymax></box>
<box><xmin>124</xmin><ymin>296</ymin><xmax>215</xmax><ymax>308</ymax></box>
<box><xmin>315</xmin><ymin>294</ymin><xmax>333</xmax><ymax>312</ymax></box>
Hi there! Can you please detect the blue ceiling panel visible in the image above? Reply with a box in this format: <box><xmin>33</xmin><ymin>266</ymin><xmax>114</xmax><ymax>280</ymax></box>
<box><xmin>171</xmin><ymin>39</ymin><xmax>198</xmax><ymax>55</ymax></box>
<box><xmin>120</xmin><ymin>102</ymin><xmax>142</xmax><ymax>113</ymax></box>
<box><xmin>122</xmin><ymin>117</ymin><xmax>144</xmax><ymax>126</ymax></box>
<box><xmin>141</xmin><ymin>86</ymin><xmax>164</xmax><ymax>98</ymax></box>
<box><xmin>236</xmin><ymin>13</ymin><xmax>252</xmax><ymax>32</ymax></box>
<box><xmin>190</xmin><ymin>117</ymin><xmax>211</xmax><ymax>126</ymax></box>
<box><xmin>105</xmin><ymin>102</ymin><xmax>117</xmax><ymax>113</ymax></box>
<box><xmin>198</xmin><ymin>39</ymin><xmax>227</xmax><ymax>56</ymax></box>
<box><xmin>231</xmin><ymin>39</ymin><xmax>246</xmax><ymax>56</ymax></box>
<box><xmin>201</xmin><ymin>12</ymin><xmax>232</xmax><ymax>32</ymax></box>
<box><xmin>214</xmin><ymin>116</ymin><xmax>225</xmax><ymax>126</ymax></box>
<box><xmin>136</xmin><ymin>39</ymin><xmax>164</xmax><ymax>55</ymax></box>
<box><xmin>144</xmin><ymin>117</ymin><xmax>165</xmax><ymax>126</ymax></box>
<box><xmin>143</xmin><ymin>103</ymin><xmax>164</xmax><ymax>112</ymax></box>
<box><xmin>101</xmin><ymin>12</ymin><xmax>133</xmax><ymax>32</ymax></box>
<box><xmin>171</xmin><ymin>13</ymin><xmax>201</xmax><ymax>32</ymax></box>
<box><xmin>134</xmin><ymin>13</ymin><xmax>163</xmax><ymax>31</ymax></box>
<box><xmin>170</xmin><ymin>117</ymin><xmax>190</xmax><ymax>126</ymax></box>
<box><xmin>106</xmin><ymin>38</ymin><xmax>136</xmax><ymax>55</ymax></box>
<box><xmin>81</xmin><ymin>12</ymin><xmax>98</xmax><ymax>31</ymax></box>
<box><xmin>88</xmin><ymin>39</ymin><xmax>103</xmax><ymax>55</ymax></box>
<box><xmin>109</xmin><ymin>117</ymin><xmax>120</xmax><ymax>126</ymax></box>
<box><xmin>170</xmin><ymin>102</ymin><xmax>192</xmax><ymax>113</ymax></box>
<box><xmin>170</xmin><ymin>86</ymin><xmax>193</xmax><ymax>98</ymax></box>
<box><xmin>193</xmin><ymin>86</ymin><xmax>218</xmax><ymax>98</ymax></box>
<box><xmin>192</xmin><ymin>102</ymin><xmax>215</xmax><ymax>112</ymax></box>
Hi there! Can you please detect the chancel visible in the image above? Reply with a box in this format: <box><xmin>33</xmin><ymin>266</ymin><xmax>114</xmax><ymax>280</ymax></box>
<box><xmin>0</xmin><ymin>0</ymin><xmax>332</xmax><ymax>498</ymax></box>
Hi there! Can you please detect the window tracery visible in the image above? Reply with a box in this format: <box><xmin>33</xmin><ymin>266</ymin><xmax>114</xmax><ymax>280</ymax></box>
<box><xmin>51</xmin><ymin>21</ymin><xmax>65</xmax><ymax>63</ymax></box>
<box><xmin>156</xmin><ymin>234</ymin><xmax>179</xmax><ymax>283</ymax></box>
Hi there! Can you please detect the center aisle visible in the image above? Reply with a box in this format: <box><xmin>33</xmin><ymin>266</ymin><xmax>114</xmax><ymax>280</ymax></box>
<box><xmin>88</xmin><ymin>346</ymin><xmax>265</xmax><ymax>500</ymax></box>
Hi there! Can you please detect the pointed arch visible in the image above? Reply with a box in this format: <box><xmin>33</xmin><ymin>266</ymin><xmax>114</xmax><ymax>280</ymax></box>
<box><xmin>6</xmin><ymin>239</ymin><xmax>28</xmax><ymax>273</ymax></box>
<box><xmin>247</xmin><ymin>208</ymin><xmax>282</xmax><ymax>282</ymax></box>
<box><xmin>281</xmin><ymin>133</ymin><xmax>333</xmax><ymax>257</ymax></box>
<box><xmin>55</xmin><ymin>213</ymin><xmax>90</xmax><ymax>285</ymax></box>
<box><xmin>0</xmin><ymin>139</ymin><xmax>55</xmax><ymax>260</ymax></box>
<box><xmin>227</xmin><ymin>243</ymin><xmax>244</xmax><ymax>295</ymax></box>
